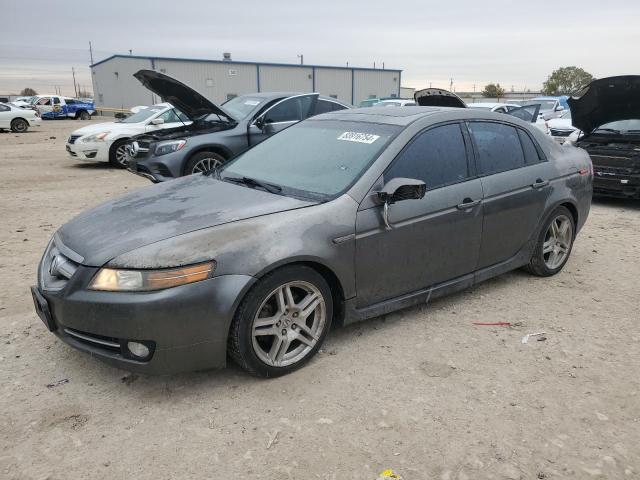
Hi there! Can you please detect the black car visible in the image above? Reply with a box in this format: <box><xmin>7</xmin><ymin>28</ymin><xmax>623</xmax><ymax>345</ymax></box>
<box><xmin>127</xmin><ymin>70</ymin><xmax>351</xmax><ymax>182</ymax></box>
<box><xmin>570</xmin><ymin>75</ymin><xmax>640</xmax><ymax>199</ymax></box>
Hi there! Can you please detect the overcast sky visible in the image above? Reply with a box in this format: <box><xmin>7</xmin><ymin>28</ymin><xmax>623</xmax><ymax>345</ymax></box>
<box><xmin>2</xmin><ymin>0</ymin><xmax>639</xmax><ymax>96</ymax></box>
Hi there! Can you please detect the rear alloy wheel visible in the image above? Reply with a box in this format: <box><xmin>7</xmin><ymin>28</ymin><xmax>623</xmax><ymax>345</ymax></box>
<box><xmin>11</xmin><ymin>118</ymin><xmax>29</xmax><ymax>133</ymax></box>
<box><xmin>109</xmin><ymin>140</ymin><xmax>130</xmax><ymax>168</ymax></box>
<box><xmin>229</xmin><ymin>266</ymin><xmax>333</xmax><ymax>377</ymax></box>
<box><xmin>526</xmin><ymin>206</ymin><xmax>575</xmax><ymax>276</ymax></box>
<box><xmin>77</xmin><ymin>110</ymin><xmax>90</xmax><ymax>120</ymax></box>
<box><xmin>185</xmin><ymin>151</ymin><xmax>226</xmax><ymax>175</ymax></box>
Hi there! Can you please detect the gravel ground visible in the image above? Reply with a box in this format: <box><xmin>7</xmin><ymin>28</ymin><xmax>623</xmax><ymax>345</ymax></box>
<box><xmin>1</xmin><ymin>119</ymin><xmax>639</xmax><ymax>480</ymax></box>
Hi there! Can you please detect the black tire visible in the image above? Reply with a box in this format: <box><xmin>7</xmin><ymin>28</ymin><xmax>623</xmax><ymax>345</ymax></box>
<box><xmin>184</xmin><ymin>151</ymin><xmax>226</xmax><ymax>175</ymax></box>
<box><xmin>108</xmin><ymin>139</ymin><xmax>130</xmax><ymax>168</ymax></box>
<box><xmin>228</xmin><ymin>265</ymin><xmax>333</xmax><ymax>378</ymax></box>
<box><xmin>76</xmin><ymin>110</ymin><xmax>90</xmax><ymax>120</ymax></box>
<box><xmin>10</xmin><ymin>118</ymin><xmax>28</xmax><ymax>133</ymax></box>
<box><xmin>526</xmin><ymin>206</ymin><xmax>575</xmax><ymax>277</ymax></box>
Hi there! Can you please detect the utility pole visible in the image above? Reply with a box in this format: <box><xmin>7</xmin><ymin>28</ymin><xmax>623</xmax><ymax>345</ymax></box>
<box><xmin>89</xmin><ymin>41</ymin><xmax>94</xmax><ymax>64</ymax></box>
<box><xmin>72</xmin><ymin>67</ymin><xmax>78</xmax><ymax>97</ymax></box>
<box><xmin>346</xmin><ymin>61</ymin><xmax>349</xmax><ymax>67</ymax></box>
<box><xmin>373</xmin><ymin>61</ymin><xmax>376</xmax><ymax>69</ymax></box>
<box><xmin>382</xmin><ymin>62</ymin><xmax>385</xmax><ymax>70</ymax></box>
<box><xmin>450</xmin><ymin>78</ymin><xmax>453</xmax><ymax>91</ymax></box>
<box><xmin>297</xmin><ymin>54</ymin><xmax>303</xmax><ymax>65</ymax></box>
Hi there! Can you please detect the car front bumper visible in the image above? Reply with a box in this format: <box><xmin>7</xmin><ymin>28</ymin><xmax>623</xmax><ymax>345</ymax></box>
<box><xmin>128</xmin><ymin>151</ymin><xmax>184</xmax><ymax>183</ymax></box>
<box><xmin>66</xmin><ymin>140</ymin><xmax>109</xmax><ymax>162</ymax></box>
<box><xmin>32</xmin><ymin>273</ymin><xmax>256</xmax><ymax>374</ymax></box>
<box><xmin>28</xmin><ymin>117</ymin><xmax>42</xmax><ymax>127</ymax></box>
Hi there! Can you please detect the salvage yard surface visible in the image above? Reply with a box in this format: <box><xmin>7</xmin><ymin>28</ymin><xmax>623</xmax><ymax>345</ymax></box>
<box><xmin>1</xmin><ymin>120</ymin><xmax>639</xmax><ymax>479</ymax></box>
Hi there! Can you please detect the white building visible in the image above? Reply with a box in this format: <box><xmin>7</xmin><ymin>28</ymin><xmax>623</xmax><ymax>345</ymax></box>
<box><xmin>90</xmin><ymin>54</ymin><xmax>403</xmax><ymax>111</ymax></box>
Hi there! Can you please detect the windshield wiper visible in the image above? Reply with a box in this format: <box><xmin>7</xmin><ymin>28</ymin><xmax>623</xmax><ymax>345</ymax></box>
<box><xmin>223</xmin><ymin>175</ymin><xmax>282</xmax><ymax>194</ymax></box>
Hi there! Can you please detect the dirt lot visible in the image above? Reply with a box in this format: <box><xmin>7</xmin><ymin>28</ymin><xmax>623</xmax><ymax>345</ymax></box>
<box><xmin>1</xmin><ymin>119</ymin><xmax>639</xmax><ymax>480</ymax></box>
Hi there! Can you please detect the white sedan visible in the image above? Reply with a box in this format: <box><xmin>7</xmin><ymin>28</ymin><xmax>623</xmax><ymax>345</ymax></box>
<box><xmin>0</xmin><ymin>102</ymin><xmax>41</xmax><ymax>132</ymax></box>
<box><xmin>467</xmin><ymin>102</ymin><xmax>521</xmax><ymax>113</ymax></box>
<box><xmin>66</xmin><ymin>103</ymin><xmax>190</xmax><ymax>168</ymax></box>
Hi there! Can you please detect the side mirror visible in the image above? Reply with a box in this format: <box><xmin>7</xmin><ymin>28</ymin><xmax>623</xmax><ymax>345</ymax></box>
<box><xmin>376</xmin><ymin>177</ymin><xmax>426</xmax><ymax>229</ymax></box>
<box><xmin>150</xmin><ymin>118</ymin><xmax>164</xmax><ymax>125</ymax></box>
<box><xmin>555</xmin><ymin>105</ymin><xmax>564</xmax><ymax>112</ymax></box>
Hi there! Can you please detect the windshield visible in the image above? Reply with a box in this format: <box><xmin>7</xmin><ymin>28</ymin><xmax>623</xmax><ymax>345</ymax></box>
<box><xmin>222</xmin><ymin>96</ymin><xmax>266</xmax><ymax>119</ymax></box>
<box><xmin>594</xmin><ymin>119</ymin><xmax>640</xmax><ymax>133</ymax></box>
<box><xmin>524</xmin><ymin>100</ymin><xmax>556</xmax><ymax>111</ymax></box>
<box><xmin>221</xmin><ymin>120</ymin><xmax>400</xmax><ymax>200</ymax></box>
<box><xmin>118</xmin><ymin>106</ymin><xmax>167</xmax><ymax>123</ymax></box>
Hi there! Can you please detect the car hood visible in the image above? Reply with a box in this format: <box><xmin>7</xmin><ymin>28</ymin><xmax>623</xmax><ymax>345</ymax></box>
<box><xmin>134</xmin><ymin>69</ymin><xmax>236</xmax><ymax>123</ymax></box>
<box><xmin>70</xmin><ymin>121</ymin><xmax>140</xmax><ymax>136</ymax></box>
<box><xmin>568</xmin><ymin>76</ymin><xmax>640</xmax><ymax>133</ymax></box>
<box><xmin>414</xmin><ymin>88</ymin><xmax>466</xmax><ymax>108</ymax></box>
<box><xmin>56</xmin><ymin>174</ymin><xmax>315</xmax><ymax>267</ymax></box>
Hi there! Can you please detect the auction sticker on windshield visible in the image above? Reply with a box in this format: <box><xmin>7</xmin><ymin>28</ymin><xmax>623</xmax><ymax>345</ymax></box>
<box><xmin>337</xmin><ymin>132</ymin><xmax>380</xmax><ymax>144</ymax></box>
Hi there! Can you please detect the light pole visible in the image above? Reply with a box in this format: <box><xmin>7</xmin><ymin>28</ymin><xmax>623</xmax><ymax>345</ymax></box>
<box><xmin>297</xmin><ymin>54</ymin><xmax>304</xmax><ymax>65</ymax></box>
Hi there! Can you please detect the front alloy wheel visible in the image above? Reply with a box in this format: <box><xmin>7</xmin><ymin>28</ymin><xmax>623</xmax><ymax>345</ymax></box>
<box><xmin>229</xmin><ymin>265</ymin><xmax>332</xmax><ymax>377</ymax></box>
<box><xmin>109</xmin><ymin>140</ymin><xmax>129</xmax><ymax>168</ymax></box>
<box><xmin>252</xmin><ymin>281</ymin><xmax>326</xmax><ymax>367</ymax></box>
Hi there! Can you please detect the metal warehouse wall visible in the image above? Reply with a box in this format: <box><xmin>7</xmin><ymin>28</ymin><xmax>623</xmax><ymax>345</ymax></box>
<box><xmin>91</xmin><ymin>57</ymin><xmax>155</xmax><ymax>110</ymax></box>
<box><xmin>314</xmin><ymin>68</ymin><xmax>352</xmax><ymax>102</ymax></box>
<box><xmin>258</xmin><ymin>66</ymin><xmax>313</xmax><ymax>93</ymax></box>
<box><xmin>154</xmin><ymin>60</ymin><xmax>258</xmax><ymax>104</ymax></box>
<box><xmin>353</xmin><ymin>70</ymin><xmax>400</xmax><ymax>105</ymax></box>
<box><xmin>91</xmin><ymin>56</ymin><xmax>402</xmax><ymax>111</ymax></box>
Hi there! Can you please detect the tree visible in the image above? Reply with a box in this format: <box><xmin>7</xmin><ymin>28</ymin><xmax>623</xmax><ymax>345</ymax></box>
<box><xmin>542</xmin><ymin>67</ymin><xmax>594</xmax><ymax>95</ymax></box>
<box><xmin>77</xmin><ymin>89</ymin><xmax>92</xmax><ymax>98</ymax></box>
<box><xmin>482</xmin><ymin>83</ymin><xmax>506</xmax><ymax>99</ymax></box>
<box><xmin>20</xmin><ymin>87</ymin><xmax>37</xmax><ymax>96</ymax></box>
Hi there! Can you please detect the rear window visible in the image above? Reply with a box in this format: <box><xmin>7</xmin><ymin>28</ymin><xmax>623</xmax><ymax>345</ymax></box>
<box><xmin>468</xmin><ymin>122</ymin><xmax>525</xmax><ymax>175</ymax></box>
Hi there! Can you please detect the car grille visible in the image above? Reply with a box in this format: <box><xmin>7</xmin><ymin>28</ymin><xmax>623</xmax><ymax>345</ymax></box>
<box><xmin>594</xmin><ymin>165</ymin><xmax>634</xmax><ymax>176</ymax></box>
<box><xmin>550</xmin><ymin>128</ymin><xmax>573</xmax><ymax>137</ymax></box>
<box><xmin>39</xmin><ymin>236</ymin><xmax>82</xmax><ymax>291</ymax></box>
<box><xmin>68</xmin><ymin>134</ymin><xmax>82</xmax><ymax>144</ymax></box>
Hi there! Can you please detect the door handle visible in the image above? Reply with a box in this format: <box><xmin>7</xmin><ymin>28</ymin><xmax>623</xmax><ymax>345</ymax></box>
<box><xmin>532</xmin><ymin>178</ymin><xmax>549</xmax><ymax>189</ymax></box>
<box><xmin>456</xmin><ymin>198</ymin><xmax>481</xmax><ymax>210</ymax></box>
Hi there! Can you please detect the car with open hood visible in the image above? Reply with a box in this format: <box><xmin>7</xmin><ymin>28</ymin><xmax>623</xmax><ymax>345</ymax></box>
<box><xmin>569</xmin><ymin>75</ymin><xmax>640</xmax><ymax>199</ymax></box>
<box><xmin>32</xmin><ymin>105</ymin><xmax>592</xmax><ymax>377</ymax></box>
<box><xmin>413</xmin><ymin>88</ymin><xmax>548</xmax><ymax>133</ymax></box>
<box><xmin>65</xmin><ymin>103</ymin><xmax>191</xmax><ymax>167</ymax></box>
<box><xmin>127</xmin><ymin>70</ymin><xmax>351</xmax><ymax>182</ymax></box>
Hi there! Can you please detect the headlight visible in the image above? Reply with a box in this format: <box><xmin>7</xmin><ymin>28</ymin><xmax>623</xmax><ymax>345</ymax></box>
<box><xmin>154</xmin><ymin>140</ymin><xmax>186</xmax><ymax>156</ymax></box>
<box><xmin>89</xmin><ymin>261</ymin><xmax>215</xmax><ymax>292</ymax></box>
<box><xmin>82</xmin><ymin>131</ymin><xmax>110</xmax><ymax>142</ymax></box>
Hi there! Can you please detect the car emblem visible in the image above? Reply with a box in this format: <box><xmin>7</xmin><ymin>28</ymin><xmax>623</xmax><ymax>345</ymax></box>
<box><xmin>127</xmin><ymin>141</ymin><xmax>140</xmax><ymax>157</ymax></box>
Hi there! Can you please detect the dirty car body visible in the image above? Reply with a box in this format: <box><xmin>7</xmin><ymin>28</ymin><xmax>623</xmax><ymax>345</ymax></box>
<box><xmin>32</xmin><ymin>106</ymin><xmax>592</xmax><ymax>376</ymax></box>
<box><xmin>570</xmin><ymin>75</ymin><xmax>640</xmax><ymax>199</ymax></box>
<box><xmin>127</xmin><ymin>69</ymin><xmax>350</xmax><ymax>182</ymax></box>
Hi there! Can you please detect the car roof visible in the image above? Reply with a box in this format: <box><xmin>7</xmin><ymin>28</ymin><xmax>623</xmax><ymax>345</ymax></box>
<box><xmin>314</xmin><ymin>105</ymin><xmax>542</xmax><ymax>127</ymax></box>
<box><xmin>234</xmin><ymin>92</ymin><xmax>351</xmax><ymax>106</ymax></box>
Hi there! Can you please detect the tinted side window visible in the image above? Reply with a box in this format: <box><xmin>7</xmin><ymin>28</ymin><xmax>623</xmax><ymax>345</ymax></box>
<box><xmin>313</xmin><ymin>100</ymin><xmax>334</xmax><ymax>115</ymax></box>
<box><xmin>386</xmin><ymin>124</ymin><xmax>469</xmax><ymax>189</ymax></box>
<box><xmin>518</xmin><ymin>129</ymin><xmax>542</xmax><ymax>165</ymax></box>
<box><xmin>330</xmin><ymin>102</ymin><xmax>347</xmax><ymax>112</ymax></box>
<box><xmin>0</xmin><ymin>104</ymin><xmax>10</xmax><ymax>112</ymax></box>
<box><xmin>468</xmin><ymin>122</ymin><xmax>525</xmax><ymax>175</ymax></box>
<box><xmin>264</xmin><ymin>96</ymin><xmax>314</xmax><ymax>123</ymax></box>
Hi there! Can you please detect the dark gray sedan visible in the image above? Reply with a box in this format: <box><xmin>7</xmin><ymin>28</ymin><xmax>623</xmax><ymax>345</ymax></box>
<box><xmin>32</xmin><ymin>106</ymin><xmax>592</xmax><ymax>377</ymax></box>
<box><xmin>127</xmin><ymin>70</ymin><xmax>350</xmax><ymax>182</ymax></box>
